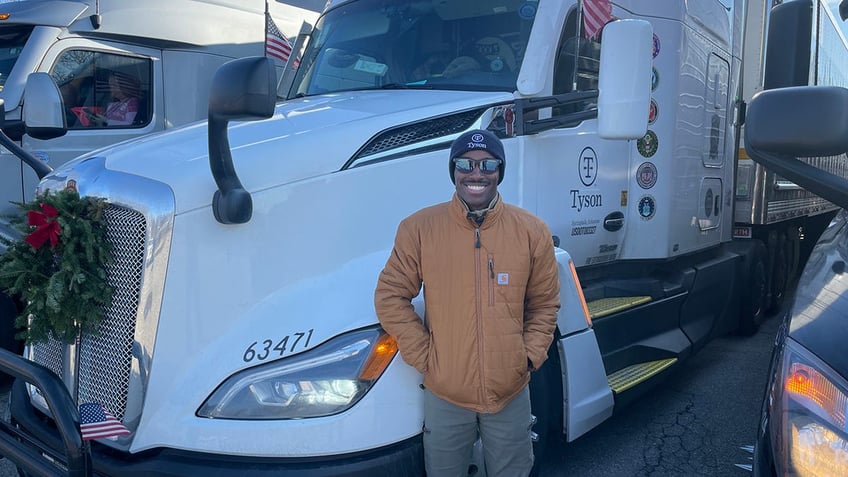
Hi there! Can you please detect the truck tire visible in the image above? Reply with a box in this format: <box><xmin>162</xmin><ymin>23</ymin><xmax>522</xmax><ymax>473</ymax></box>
<box><xmin>739</xmin><ymin>240</ymin><xmax>768</xmax><ymax>336</ymax></box>
<box><xmin>529</xmin><ymin>344</ymin><xmax>562</xmax><ymax>477</ymax></box>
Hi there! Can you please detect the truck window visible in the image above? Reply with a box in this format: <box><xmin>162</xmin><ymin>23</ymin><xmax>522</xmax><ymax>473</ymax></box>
<box><xmin>552</xmin><ymin>7</ymin><xmax>602</xmax><ymax>115</ymax></box>
<box><xmin>289</xmin><ymin>0</ymin><xmax>536</xmax><ymax>97</ymax></box>
<box><xmin>50</xmin><ymin>51</ymin><xmax>152</xmax><ymax>130</ymax></box>
<box><xmin>0</xmin><ymin>26</ymin><xmax>33</xmax><ymax>91</ymax></box>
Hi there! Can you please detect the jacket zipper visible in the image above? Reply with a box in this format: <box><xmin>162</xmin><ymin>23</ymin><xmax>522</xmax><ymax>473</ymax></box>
<box><xmin>474</xmin><ymin>226</ymin><xmax>489</xmax><ymax>412</ymax></box>
<box><xmin>488</xmin><ymin>256</ymin><xmax>495</xmax><ymax>307</ymax></box>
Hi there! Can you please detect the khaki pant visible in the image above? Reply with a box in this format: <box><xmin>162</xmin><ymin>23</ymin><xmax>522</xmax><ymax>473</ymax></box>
<box><xmin>422</xmin><ymin>386</ymin><xmax>534</xmax><ymax>477</ymax></box>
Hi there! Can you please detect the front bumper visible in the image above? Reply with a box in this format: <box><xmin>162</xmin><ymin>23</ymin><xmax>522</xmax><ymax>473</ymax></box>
<box><xmin>0</xmin><ymin>350</ymin><xmax>424</xmax><ymax>477</ymax></box>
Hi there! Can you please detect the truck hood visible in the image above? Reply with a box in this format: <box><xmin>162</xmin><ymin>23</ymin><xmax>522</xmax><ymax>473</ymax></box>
<box><xmin>90</xmin><ymin>89</ymin><xmax>512</xmax><ymax>214</ymax></box>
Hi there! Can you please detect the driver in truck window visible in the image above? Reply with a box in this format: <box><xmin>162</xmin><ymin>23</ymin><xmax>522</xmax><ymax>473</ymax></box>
<box><xmin>74</xmin><ymin>71</ymin><xmax>141</xmax><ymax>127</ymax></box>
<box><xmin>374</xmin><ymin>129</ymin><xmax>561</xmax><ymax>477</ymax></box>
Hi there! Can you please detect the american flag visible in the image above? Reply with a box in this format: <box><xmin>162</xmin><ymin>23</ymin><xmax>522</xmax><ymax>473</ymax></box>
<box><xmin>265</xmin><ymin>12</ymin><xmax>293</xmax><ymax>63</ymax></box>
<box><xmin>583</xmin><ymin>0</ymin><xmax>613</xmax><ymax>40</ymax></box>
<box><xmin>79</xmin><ymin>403</ymin><xmax>130</xmax><ymax>441</ymax></box>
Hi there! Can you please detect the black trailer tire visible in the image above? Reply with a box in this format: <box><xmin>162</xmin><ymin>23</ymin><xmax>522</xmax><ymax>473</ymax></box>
<box><xmin>739</xmin><ymin>240</ymin><xmax>768</xmax><ymax>336</ymax></box>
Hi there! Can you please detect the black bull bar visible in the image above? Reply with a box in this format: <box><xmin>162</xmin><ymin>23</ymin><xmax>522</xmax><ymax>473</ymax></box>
<box><xmin>0</xmin><ymin>347</ymin><xmax>91</xmax><ymax>476</ymax></box>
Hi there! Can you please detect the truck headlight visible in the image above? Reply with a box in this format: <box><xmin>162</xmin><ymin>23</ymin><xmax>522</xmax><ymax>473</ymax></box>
<box><xmin>198</xmin><ymin>327</ymin><xmax>397</xmax><ymax>419</ymax></box>
<box><xmin>769</xmin><ymin>339</ymin><xmax>848</xmax><ymax>477</ymax></box>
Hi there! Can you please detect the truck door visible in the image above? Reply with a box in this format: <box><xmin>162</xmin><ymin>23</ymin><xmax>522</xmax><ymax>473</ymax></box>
<box><xmin>532</xmin><ymin>6</ymin><xmax>630</xmax><ymax>268</ymax></box>
<box><xmin>20</xmin><ymin>39</ymin><xmax>162</xmax><ymax>203</ymax></box>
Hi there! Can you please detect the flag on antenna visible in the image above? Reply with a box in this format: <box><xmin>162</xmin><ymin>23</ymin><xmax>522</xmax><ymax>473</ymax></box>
<box><xmin>265</xmin><ymin>12</ymin><xmax>293</xmax><ymax>63</ymax></box>
<box><xmin>79</xmin><ymin>402</ymin><xmax>131</xmax><ymax>441</ymax></box>
<box><xmin>583</xmin><ymin>0</ymin><xmax>612</xmax><ymax>40</ymax></box>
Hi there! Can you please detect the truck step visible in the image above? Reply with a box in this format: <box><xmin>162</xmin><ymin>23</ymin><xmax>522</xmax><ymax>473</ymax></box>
<box><xmin>607</xmin><ymin>358</ymin><xmax>678</xmax><ymax>394</ymax></box>
<box><xmin>587</xmin><ymin>296</ymin><xmax>652</xmax><ymax>319</ymax></box>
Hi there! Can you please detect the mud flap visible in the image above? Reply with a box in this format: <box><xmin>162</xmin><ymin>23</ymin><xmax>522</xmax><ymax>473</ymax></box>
<box><xmin>552</xmin><ymin>249</ymin><xmax>614</xmax><ymax>442</ymax></box>
<box><xmin>557</xmin><ymin>330</ymin><xmax>613</xmax><ymax>442</ymax></box>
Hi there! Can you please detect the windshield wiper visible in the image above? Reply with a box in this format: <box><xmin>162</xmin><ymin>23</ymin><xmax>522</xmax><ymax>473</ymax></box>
<box><xmin>379</xmin><ymin>83</ymin><xmax>433</xmax><ymax>90</ymax></box>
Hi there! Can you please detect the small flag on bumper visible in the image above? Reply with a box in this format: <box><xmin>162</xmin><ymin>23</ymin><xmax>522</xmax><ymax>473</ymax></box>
<box><xmin>79</xmin><ymin>403</ymin><xmax>130</xmax><ymax>441</ymax></box>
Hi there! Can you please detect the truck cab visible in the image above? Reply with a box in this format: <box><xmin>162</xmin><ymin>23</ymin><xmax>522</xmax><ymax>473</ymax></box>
<box><xmin>0</xmin><ymin>0</ymin><xmax>320</xmax><ymax>244</ymax></box>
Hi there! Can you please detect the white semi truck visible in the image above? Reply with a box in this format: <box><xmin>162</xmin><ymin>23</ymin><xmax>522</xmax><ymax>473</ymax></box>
<box><xmin>0</xmin><ymin>0</ymin><xmax>842</xmax><ymax>475</ymax></box>
<box><xmin>0</xmin><ymin>0</ymin><xmax>320</xmax><ymax>351</ymax></box>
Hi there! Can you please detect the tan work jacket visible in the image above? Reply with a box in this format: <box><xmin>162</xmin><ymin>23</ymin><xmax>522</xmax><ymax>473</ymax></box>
<box><xmin>375</xmin><ymin>194</ymin><xmax>560</xmax><ymax>413</ymax></box>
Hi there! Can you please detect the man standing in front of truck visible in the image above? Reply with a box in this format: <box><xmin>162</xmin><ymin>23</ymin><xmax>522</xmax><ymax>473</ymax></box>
<box><xmin>374</xmin><ymin>129</ymin><xmax>560</xmax><ymax>477</ymax></box>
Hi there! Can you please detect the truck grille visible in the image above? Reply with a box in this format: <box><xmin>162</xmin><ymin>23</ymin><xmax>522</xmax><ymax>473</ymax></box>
<box><xmin>31</xmin><ymin>205</ymin><xmax>146</xmax><ymax>422</ymax></box>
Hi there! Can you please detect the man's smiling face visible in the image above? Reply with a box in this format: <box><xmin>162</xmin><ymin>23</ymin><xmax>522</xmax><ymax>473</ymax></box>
<box><xmin>454</xmin><ymin>149</ymin><xmax>500</xmax><ymax>211</ymax></box>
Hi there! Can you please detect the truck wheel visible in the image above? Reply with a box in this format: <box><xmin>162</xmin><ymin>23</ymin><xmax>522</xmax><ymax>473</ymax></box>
<box><xmin>529</xmin><ymin>345</ymin><xmax>562</xmax><ymax>477</ymax></box>
<box><xmin>739</xmin><ymin>241</ymin><xmax>767</xmax><ymax>336</ymax></box>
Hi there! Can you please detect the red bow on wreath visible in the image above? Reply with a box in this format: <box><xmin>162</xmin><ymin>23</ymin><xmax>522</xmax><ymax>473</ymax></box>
<box><xmin>25</xmin><ymin>203</ymin><xmax>61</xmax><ymax>249</ymax></box>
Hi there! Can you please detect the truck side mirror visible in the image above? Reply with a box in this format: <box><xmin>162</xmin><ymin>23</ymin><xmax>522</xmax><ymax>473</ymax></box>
<box><xmin>23</xmin><ymin>72</ymin><xmax>67</xmax><ymax>141</ymax></box>
<box><xmin>597</xmin><ymin>19</ymin><xmax>653</xmax><ymax>140</ymax></box>
<box><xmin>207</xmin><ymin>56</ymin><xmax>276</xmax><ymax>224</ymax></box>
<box><xmin>0</xmin><ymin>96</ymin><xmax>52</xmax><ymax>179</ymax></box>
<box><xmin>745</xmin><ymin>86</ymin><xmax>848</xmax><ymax>210</ymax></box>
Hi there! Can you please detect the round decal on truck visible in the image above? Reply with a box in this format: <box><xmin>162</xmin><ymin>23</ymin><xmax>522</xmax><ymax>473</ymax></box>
<box><xmin>518</xmin><ymin>1</ymin><xmax>537</xmax><ymax>19</ymax></box>
<box><xmin>648</xmin><ymin>99</ymin><xmax>658</xmax><ymax>125</ymax></box>
<box><xmin>637</xmin><ymin>130</ymin><xmax>658</xmax><ymax>158</ymax></box>
<box><xmin>579</xmin><ymin>147</ymin><xmax>598</xmax><ymax>187</ymax></box>
<box><xmin>638</xmin><ymin>195</ymin><xmax>656</xmax><ymax>220</ymax></box>
<box><xmin>636</xmin><ymin>162</ymin><xmax>657</xmax><ymax>189</ymax></box>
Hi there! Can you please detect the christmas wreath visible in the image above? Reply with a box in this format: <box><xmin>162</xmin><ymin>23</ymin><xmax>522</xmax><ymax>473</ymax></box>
<box><xmin>0</xmin><ymin>189</ymin><xmax>114</xmax><ymax>344</ymax></box>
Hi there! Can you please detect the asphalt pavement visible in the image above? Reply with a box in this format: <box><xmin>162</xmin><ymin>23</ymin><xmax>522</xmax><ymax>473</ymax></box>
<box><xmin>537</xmin><ymin>296</ymin><xmax>784</xmax><ymax>476</ymax></box>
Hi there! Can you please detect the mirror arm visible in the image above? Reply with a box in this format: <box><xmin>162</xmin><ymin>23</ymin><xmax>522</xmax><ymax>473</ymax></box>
<box><xmin>515</xmin><ymin>91</ymin><xmax>599</xmax><ymax>135</ymax></box>
<box><xmin>0</xmin><ymin>129</ymin><xmax>52</xmax><ymax>179</ymax></box>
<box><xmin>747</xmin><ymin>144</ymin><xmax>848</xmax><ymax>211</ymax></box>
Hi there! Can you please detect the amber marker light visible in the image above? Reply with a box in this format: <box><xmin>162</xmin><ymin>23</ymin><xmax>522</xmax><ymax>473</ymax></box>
<box><xmin>359</xmin><ymin>332</ymin><xmax>398</xmax><ymax>381</ymax></box>
<box><xmin>0</xmin><ymin>14</ymin><xmax>11</xmax><ymax>20</ymax></box>
<box><xmin>786</xmin><ymin>362</ymin><xmax>847</xmax><ymax>429</ymax></box>
<box><xmin>568</xmin><ymin>259</ymin><xmax>592</xmax><ymax>326</ymax></box>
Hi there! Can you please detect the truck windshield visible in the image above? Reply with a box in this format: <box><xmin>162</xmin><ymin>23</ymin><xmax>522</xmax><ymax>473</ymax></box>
<box><xmin>0</xmin><ymin>26</ymin><xmax>32</xmax><ymax>91</ymax></box>
<box><xmin>289</xmin><ymin>0</ymin><xmax>537</xmax><ymax>97</ymax></box>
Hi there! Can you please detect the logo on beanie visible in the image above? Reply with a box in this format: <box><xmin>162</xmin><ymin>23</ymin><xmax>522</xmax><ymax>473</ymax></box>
<box><xmin>467</xmin><ymin>133</ymin><xmax>488</xmax><ymax>150</ymax></box>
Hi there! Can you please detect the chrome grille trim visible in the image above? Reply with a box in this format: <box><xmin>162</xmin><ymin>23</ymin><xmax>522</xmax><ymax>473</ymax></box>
<box><xmin>77</xmin><ymin>205</ymin><xmax>146</xmax><ymax>421</ymax></box>
<box><xmin>27</xmin><ymin>156</ymin><xmax>175</xmax><ymax>447</ymax></box>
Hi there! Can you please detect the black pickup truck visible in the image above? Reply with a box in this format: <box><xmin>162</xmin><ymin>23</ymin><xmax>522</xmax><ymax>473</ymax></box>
<box><xmin>745</xmin><ymin>48</ymin><xmax>848</xmax><ymax>477</ymax></box>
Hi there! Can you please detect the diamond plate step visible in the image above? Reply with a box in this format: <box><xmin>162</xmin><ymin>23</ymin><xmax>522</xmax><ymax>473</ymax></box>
<box><xmin>607</xmin><ymin>358</ymin><xmax>678</xmax><ymax>394</ymax></box>
<box><xmin>587</xmin><ymin>296</ymin><xmax>652</xmax><ymax>319</ymax></box>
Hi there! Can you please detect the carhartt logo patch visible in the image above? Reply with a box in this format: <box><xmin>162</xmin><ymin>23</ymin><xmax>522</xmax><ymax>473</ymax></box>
<box><xmin>497</xmin><ymin>273</ymin><xmax>509</xmax><ymax>285</ymax></box>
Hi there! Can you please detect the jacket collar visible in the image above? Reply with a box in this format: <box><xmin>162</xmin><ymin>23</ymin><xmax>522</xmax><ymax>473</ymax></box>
<box><xmin>450</xmin><ymin>193</ymin><xmax>503</xmax><ymax>229</ymax></box>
